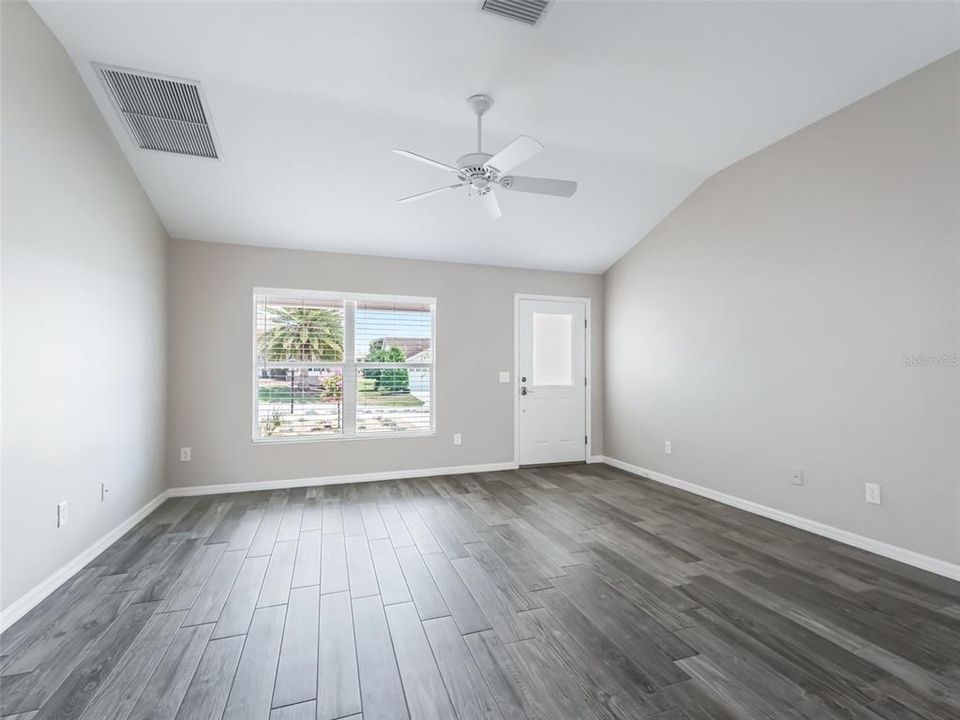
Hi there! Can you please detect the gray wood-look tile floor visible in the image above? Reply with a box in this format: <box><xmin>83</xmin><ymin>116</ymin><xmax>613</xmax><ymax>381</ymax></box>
<box><xmin>2</xmin><ymin>463</ymin><xmax>960</xmax><ymax>720</ymax></box>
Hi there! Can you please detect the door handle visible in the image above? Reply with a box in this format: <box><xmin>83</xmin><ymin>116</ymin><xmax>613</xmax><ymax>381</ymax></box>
<box><xmin>519</xmin><ymin>386</ymin><xmax>528</xmax><ymax>396</ymax></box>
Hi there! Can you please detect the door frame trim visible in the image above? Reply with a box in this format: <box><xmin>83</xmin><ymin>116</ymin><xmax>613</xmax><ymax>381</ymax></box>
<box><xmin>513</xmin><ymin>293</ymin><xmax>592</xmax><ymax>466</ymax></box>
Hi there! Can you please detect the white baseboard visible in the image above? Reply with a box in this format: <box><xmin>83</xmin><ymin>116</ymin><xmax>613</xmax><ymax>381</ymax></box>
<box><xmin>598</xmin><ymin>456</ymin><xmax>960</xmax><ymax>582</ymax></box>
<box><xmin>0</xmin><ymin>490</ymin><xmax>170</xmax><ymax>633</ymax></box>
<box><xmin>587</xmin><ymin>455</ymin><xmax>605</xmax><ymax>464</ymax></box>
<box><xmin>167</xmin><ymin>461</ymin><xmax>520</xmax><ymax>498</ymax></box>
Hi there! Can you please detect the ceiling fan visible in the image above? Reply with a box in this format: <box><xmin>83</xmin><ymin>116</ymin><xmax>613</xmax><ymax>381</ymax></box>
<box><xmin>393</xmin><ymin>94</ymin><xmax>577</xmax><ymax>219</ymax></box>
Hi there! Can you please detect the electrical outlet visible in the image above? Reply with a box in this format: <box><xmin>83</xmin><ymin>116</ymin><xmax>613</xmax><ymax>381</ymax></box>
<box><xmin>57</xmin><ymin>500</ymin><xmax>68</xmax><ymax>528</ymax></box>
<box><xmin>664</xmin><ymin>440</ymin><xmax>672</xmax><ymax>455</ymax></box>
<box><xmin>453</xmin><ymin>433</ymin><xmax>462</xmax><ymax>446</ymax></box>
<box><xmin>101</xmin><ymin>481</ymin><xmax>110</xmax><ymax>502</ymax></box>
<box><xmin>498</xmin><ymin>371</ymin><xmax>510</xmax><ymax>383</ymax></box>
<box><xmin>864</xmin><ymin>483</ymin><xmax>882</xmax><ymax>505</ymax></box>
<box><xmin>180</xmin><ymin>447</ymin><xmax>192</xmax><ymax>462</ymax></box>
<box><xmin>791</xmin><ymin>467</ymin><xmax>804</xmax><ymax>486</ymax></box>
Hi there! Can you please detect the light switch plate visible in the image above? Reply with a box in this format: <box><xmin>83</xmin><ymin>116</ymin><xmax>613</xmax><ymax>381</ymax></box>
<box><xmin>791</xmin><ymin>467</ymin><xmax>804</xmax><ymax>486</ymax></box>
<box><xmin>498</xmin><ymin>371</ymin><xmax>510</xmax><ymax>383</ymax></box>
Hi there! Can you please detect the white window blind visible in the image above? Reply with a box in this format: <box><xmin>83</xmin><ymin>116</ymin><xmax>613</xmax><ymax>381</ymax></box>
<box><xmin>254</xmin><ymin>290</ymin><xmax>435</xmax><ymax>441</ymax></box>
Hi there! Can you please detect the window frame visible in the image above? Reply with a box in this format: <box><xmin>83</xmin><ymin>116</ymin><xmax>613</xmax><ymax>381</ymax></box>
<box><xmin>252</xmin><ymin>287</ymin><xmax>437</xmax><ymax>444</ymax></box>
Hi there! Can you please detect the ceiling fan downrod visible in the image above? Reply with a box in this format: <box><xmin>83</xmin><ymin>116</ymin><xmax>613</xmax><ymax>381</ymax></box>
<box><xmin>467</xmin><ymin>94</ymin><xmax>493</xmax><ymax>153</ymax></box>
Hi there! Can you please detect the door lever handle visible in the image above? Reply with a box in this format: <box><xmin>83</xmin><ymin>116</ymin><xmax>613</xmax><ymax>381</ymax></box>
<box><xmin>519</xmin><ymin>386</ymin><xmax>528</xmax><ymax>396</ymax></box>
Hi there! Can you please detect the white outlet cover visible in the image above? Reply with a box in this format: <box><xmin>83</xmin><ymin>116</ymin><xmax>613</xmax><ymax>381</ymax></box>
<box><xmin>57</xmin><ymin>500</ymin><xmax>68</xmax><ymax>527</ymax></box>
<box><xmin>498</xmin><ymin>371</ymin><xmax>510</xmax><ymax>383</ymax></box>
<box><xmin>664</xmin><ymin>440</ymin><xmax>672</xmax><ymax>455</ymax></box>
<box><xmin>453</xmin><ymin>433</ymin><xmax>462</xmax><ymax>446</ymax></box>
<box><xmin>865</xmin><ymin>482</ymin><xmax>882</xmax><ymax>505</ymax></box>
<box><xmin>180</xmin><ymin>447</ymin><xmax>192</xmax><ymax>462</ymax></box>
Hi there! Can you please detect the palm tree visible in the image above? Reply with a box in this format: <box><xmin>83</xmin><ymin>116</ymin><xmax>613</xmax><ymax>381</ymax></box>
<box><xmin>259</xmin><ymin>305</ymin><xmax>344</xmax><ymax>413</ymax></box>
<box><xmin>259</xmin><ymin>305</ymin><xmax>344</xmax><ymax>361</ymax></box>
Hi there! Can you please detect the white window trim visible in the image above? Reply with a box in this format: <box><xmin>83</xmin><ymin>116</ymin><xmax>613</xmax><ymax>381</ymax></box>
<box><xmin>252</xmin><ymin>287</ymin><xmax>437</xmax><ymax>444</ymax></box>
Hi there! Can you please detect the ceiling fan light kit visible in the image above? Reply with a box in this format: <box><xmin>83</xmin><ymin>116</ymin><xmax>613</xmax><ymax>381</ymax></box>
<box><xmin>393</xmin><ymin>93</ymin><xmax>577</xmax><ymax>219</ymax></box>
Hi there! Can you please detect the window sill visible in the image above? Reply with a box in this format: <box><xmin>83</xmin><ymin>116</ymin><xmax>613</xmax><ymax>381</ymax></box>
<box><xmin>252</xmin><ymin>430</ymin><xmax>437</xmax><ymax>445</ymax></box>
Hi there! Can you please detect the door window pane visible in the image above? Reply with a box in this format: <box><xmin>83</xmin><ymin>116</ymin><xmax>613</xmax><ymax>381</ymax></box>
<box><xmin>532</xmin><ymin>312</ymin><xmax>573</xmax><ymax>386</ymax></box>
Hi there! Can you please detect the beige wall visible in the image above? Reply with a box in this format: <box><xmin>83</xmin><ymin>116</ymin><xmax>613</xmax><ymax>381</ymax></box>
<box><xmin>604</xmin><ymin>53</ymin><xmax>960</xmax><ymax>565</ymax></box>
<box><xmin>167</xmin><ymin>239</ymin><xmax>603</xmax><ymax>489</ymax></box>
<box><xmin>1</xmin><ymin>3</ymin><xmax>169</xmax><ymax>610</ymax></box>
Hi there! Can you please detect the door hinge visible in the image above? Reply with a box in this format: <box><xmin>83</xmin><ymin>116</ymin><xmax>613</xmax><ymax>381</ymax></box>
<box><xmin>584</xmin><ymin>377</ymin><xmax>587</xmax><ymax>387</ymax></box>
<box><xmin>585</xmin><ymin>319</ymin><xmax>588</xmax><ymax>329</ymax></box>
<box><xmin>585</xmin><ymin>435</ymin><xmax>588</xmax><ymax>444</ymax></box>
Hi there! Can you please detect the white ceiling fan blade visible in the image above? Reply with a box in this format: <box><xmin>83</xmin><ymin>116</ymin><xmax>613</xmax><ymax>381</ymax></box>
<box><xmin>500</xmin><ymin>175</ymin><xmax>578</xmax><ymax>197</ymax></box>
<box><xmin>481</xmin><ymin>189</ymin><xmax>502</xmax><ymax>220</ymax></box>
<box><xmin>484</xmin><ymin>135</ymin><xmax>543</xmax><ymax>175</ymax></box>
<box><xmin>392</xmin><ymin>149</ymin><xmax>460</xmax><ymax>174</ymax></box>
<box><xmin>397</xmin><ymin>184</ymin><xmax>463</xmax><ymax>204</ymax></box>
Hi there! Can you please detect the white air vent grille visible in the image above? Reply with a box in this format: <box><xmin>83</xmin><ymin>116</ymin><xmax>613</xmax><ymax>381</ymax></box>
<box><xmin>481</xmin><ymin>0</ymin><xmax>550</xmax><ymax>25</ymax></box>
<box><xmin>96</xmin><ymin>65</ymin><xmax>218</xmax><ymax>159</ymax></box>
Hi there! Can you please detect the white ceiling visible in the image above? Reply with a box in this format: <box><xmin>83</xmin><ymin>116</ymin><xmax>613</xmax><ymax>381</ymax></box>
<box><xmin>33</xmin><ymin>1</ymin><xmax>960</xmax><ymax>273</ymax></box>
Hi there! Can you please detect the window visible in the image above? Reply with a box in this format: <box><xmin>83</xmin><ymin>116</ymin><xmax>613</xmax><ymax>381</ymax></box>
<box><xmin>532</xmin><ymin>312</ymin><xmax>573</xmax><ymax>386</ymax></box>
<box><xmin>254</xmin><ymin>289</ymin><xmax>435</xmax><ymax>441</ymax></box>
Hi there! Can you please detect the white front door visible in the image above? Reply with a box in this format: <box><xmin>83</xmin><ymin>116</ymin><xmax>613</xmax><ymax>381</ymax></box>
<box><xmin>517</xmin><ymin>298</ymin><xmax>587</xmax><ymax>465</ymax></box>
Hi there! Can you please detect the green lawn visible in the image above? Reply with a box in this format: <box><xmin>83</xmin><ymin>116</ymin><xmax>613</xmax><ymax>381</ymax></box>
<box><xmin>259</xmin><ymin>379</ymin><xmax>423</xmax><ymax>407</ymax></box>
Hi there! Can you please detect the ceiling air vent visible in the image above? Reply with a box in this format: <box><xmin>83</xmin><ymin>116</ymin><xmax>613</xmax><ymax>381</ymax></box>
<box><xmin>480</xmin><ymin>0</ymin><xmax>550</xmax><ymax>26</ymax></box>
<box><xmin>95</xmin><ymin>64</ymin><xmax>218</xmax><ymax>159</ymax></box>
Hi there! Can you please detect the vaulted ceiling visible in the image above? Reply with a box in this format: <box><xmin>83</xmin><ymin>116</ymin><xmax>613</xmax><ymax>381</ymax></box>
<box><xmin>33</xmin><ymin>1</ymin><xmax>960</xmax><ymax>272</ymax></box>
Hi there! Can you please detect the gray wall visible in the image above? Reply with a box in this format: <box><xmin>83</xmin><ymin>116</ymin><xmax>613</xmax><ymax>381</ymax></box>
<box><xmin>1</xmin><ymin>2</ymin><xmax>169</xmax><ymax>610</ymax></box>
<box><xmin>167</xmin><ymin>239</ymin><xmax>603</xmax><ymax>489</ymax></box>
<box><xmin>604</xmin><ymin>53</ymin><xmax>960</xmax><ymax>565</ymax></box>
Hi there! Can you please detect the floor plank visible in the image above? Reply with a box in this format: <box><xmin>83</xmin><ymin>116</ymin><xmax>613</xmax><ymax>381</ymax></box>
<box><xmin>423</xmin><ymin>615</ymin><xmax>503</xmax><ymax>720</ymax></box>
<box><xmin>161</xmin><ymin>543</ymin><xmax>227</xmax><ymax>613</ymax></box>
<box><xmin>223</xmin><ymin>604</ymin><xmax>286</xmax><ymax>720</ymax></box>
<box><xmin>258</xmin><ymin>540</ymin><xmax>298</xmax><ymax>607</ymax></box>
<box><xmin>269</xmin><ymin>700</ymin><xmax>317</xmax><ymax>720</ymax></box>
<box><xmin>273</xmin><ymin>586</ymin><xmax>320</xmax><ymax>708</ymax></box>
<box><xmin>345</xmin><ymin>536</ymin><xmax>380</xmax><ymax>599</ymax></box>
<box><xmin>183</xmin><ymin>550</ymin><xmax>245</xmax><ymax>626</ymax></box>
<box><xmin>33</xmin><ymin>601</ymin><xmax>158</xmax><ymax>720</ymax></box>
<box><xmin>352</xmin><ymin>595</ymin><xmax>408</xmax><ymax>720</ymax></box>
<box><xmin>291</xmin><ymin>530</ymin><xmax>322</xmax><ymax>589</ymax></box>
<box><xmin>212</xmin><ymin>555</ymin><xmax>269</xmax><ymax>639</ymax></box>
<box><xmin>127</xmin><ymin>622</ymin><xmax>214</xmax><ymax>720</ymax></box>
<box><xmin>422</xmin><ymin>552</ymin><xmax>492</xmax><ymax>635</ymax></box>
<box><xmin>451</xmin><ymin>555</ymin><xmax>533</xmax><ymax>643</ymax></box>
<box><xmin>79</xmin><ymin>610</ymin><xmax>188</xmax><ymax>720</ymax></box>
<box><xmin>395</xmin><ymin>546</ymin><xmax>449</xmax><ymax>621</ymax></box>
<box><xmin>174</xmin><ymin>635</ymin><xmax>244</xmax><ymax>720</ymax></box>
<box><xmin>319</xmin><ymin>533</ymin><xmax>349</xmax><ymax>595</ymax></box>
<box><xmin>385</xmin><ymin>602</ymin><xmax>456</xmax><ymax>720</ymax></box>
<box><xmin>368</xmin><ymin>538</ymin><xmax>412</xmax><ymax>606</ymax></box>
<box><xmin>317</xmin><ymin>591</ymin><xmax>361</xmax><ymax>720</ymax></box>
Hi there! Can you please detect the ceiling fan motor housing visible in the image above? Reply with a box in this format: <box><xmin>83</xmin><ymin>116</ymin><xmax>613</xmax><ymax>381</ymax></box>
<box><xmin>457</xmin><ymin>152</ymin><xmax>498</xmax><ymax>194</ymax></box>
